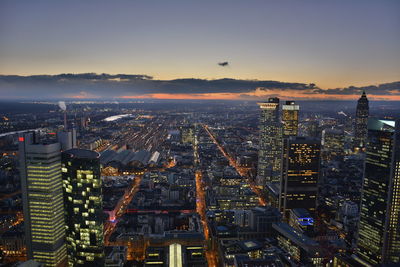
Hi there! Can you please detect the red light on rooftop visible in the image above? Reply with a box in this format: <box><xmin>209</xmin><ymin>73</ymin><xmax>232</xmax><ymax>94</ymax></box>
<box><xmin>19</xmin><ymin>137</ymin><xmax>24</xmax><ymax>142</ymax></box>
<box><xmin>48</xmin><ymin>132</ymin><xmax>56</xmax><ymax>135</ymax></box>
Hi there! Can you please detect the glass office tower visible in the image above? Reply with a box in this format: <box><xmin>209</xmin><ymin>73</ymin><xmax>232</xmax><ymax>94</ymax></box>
<box><xmin>280</xmin><ymin>137</ymin><xmax>320</xmax><ymax>219</ymax></box>
<box><xmin>357</xmin><ymin>118</ymin><xmax>400</xmax><ymax>266</ymax></box>
<box><xmin>61</xmin><ymin>149</ymin><xmax>104</xmax><ymax>266</ymax></box>
<box><xmin>19</xmin><ymin>132</ymin><xmax>67</xmax><ymax>267</ymax></box>
<box><xmin>282</xmin><ymin>101</ymin><xmax>299</xmax><ymax>137</ymax></box>
<box><xmin>257</xmin><ymin>98</ymin><xmax>282</xmax><ymax>188</ymax></box>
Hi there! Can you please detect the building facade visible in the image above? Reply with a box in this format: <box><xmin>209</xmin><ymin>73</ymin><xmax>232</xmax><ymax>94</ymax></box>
<box><xmin>61</xmin><ymin>149</ymin><xmax>104</xmax><ymax>266</ymax></box>
<box><xmin>19</xmin><ymin>132</ymin><xmax>67</xmax><ymax>267</ymax></box>
<box><xmin>321</xmin><ymin>128</ymin><xmax>345</xmax><ymax>161</ymax></box>
<box><xmin>356</xmin><ymin>118</ymin><xmax>400</xmax><ymax>265</ymax></box>
<box><xmin>257</xmin><ymin>98</ymin><xmax>282</xmax><ymax>187</ymax></box>
<box><xmin>354</xmin><ymin>91</ymin><xmax>369</xmax><ymax>149</ymax></box>
<box><xmin>282</xmin><ymin>101</ymin><xmax>299</xmax><ymax>138</ymax></box>
<box><xmin>248</xmin><ymin>206</ymin><xmax>281</xmax><ymax>236</ymax></box>
<box><xmin>280</xmin><ymin>137</ymin><xmax>320</xmax><ymax>219</ymax></box>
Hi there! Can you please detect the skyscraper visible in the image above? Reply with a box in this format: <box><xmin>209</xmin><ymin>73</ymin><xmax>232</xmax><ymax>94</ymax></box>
<box><xmin>354</xmin><ymin>91</ymin><xmax>369</xmax><ymax>149</ymax></box>
<box><xmin>356</xmin><ymin>118</ymin><xmax>400</xmax><ymax>266</ymax></box>
<box><xmin>61</xmin><ymin>148</ymin><xmax>104</xmax><ymax>266</ymax></box>
<box><xmin>282</xmin><ymin>101</ymin><xmax>299</xmax><ymax>137</ymax></box>
<box><xmin>321</xmin><ymin>128</ymin><xmax>344</xmax><ymax>161</ymax></box>
<box><xmin>280</xmin><ymin>137</ymin><xmax>320</xmax><ymax>219</ymax></box>
<box><xmin>257</xmin><ymin>98</ymin><xmax>282</xmax><ymax>188</ymax></box>
<box><xmin>19</xmin><ymin>132</ymin><xmax>67</xmax><ymax>267</ymax></box>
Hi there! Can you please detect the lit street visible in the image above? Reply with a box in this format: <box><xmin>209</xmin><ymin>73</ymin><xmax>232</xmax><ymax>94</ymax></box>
<box><xmin>203</xmin><ymin>124</ymin><xmax>267</xmax><ymax>206</ymax></box>
<box><xmin>196</xmin><ymin>170</ymin><xmax>218</xmax><ymax>267</ymax></box>
<box><xmin>104</xmin><ymin>174</ymin><xmax>143</xmax><ymax>245</ymax></box>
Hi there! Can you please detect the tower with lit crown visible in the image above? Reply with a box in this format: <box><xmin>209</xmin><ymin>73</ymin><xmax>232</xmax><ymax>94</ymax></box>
<box><xmin>354</xmin><ymin>91</ymin><xmax>369</xmax><ymax>149</ymax></box>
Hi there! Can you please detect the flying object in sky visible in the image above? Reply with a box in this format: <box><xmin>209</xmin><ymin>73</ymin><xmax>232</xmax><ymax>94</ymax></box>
<box><xmin>218</xmin><ymin>62</ymin><xmax>229</xmax><ymax>67</ymax></box>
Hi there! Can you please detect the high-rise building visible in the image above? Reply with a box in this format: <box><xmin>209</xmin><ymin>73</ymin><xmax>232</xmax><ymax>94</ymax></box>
<box><xmin>61</xmin><ymin>149</ymin><xmax>104</xmax><ymax>266</ymax></box>
<box><xmin>257</xmin><ymin>98</ymin><xmax>282</xmax><ymax>187</ymax></box>
<box><xmin>354</xmin><ymin>91</ymin><xmax>369</xmax><ymax>149</ymax></box>
<box><xmin>356</xmin><ymin>118</ymin><xmax>400</xmax><ymax>266</ymax></box>
<box><xmin>280</xmin><ymin>137</ymin><xmax>320</xmax><ymax>219</ymax></box>
<box><xmin>19</xmin><ymin>132</ymin><xmax>67</xmax><ymax>267</ymax></box>
<box><xmin>282</xmin><ymin>101</ymin><xmax>299</xmax><ymax>137</ymax></box>
<box><xmin>321</xmin><ymin>128</ymin><xmax>344</xmax><ymax>161</ymax></box>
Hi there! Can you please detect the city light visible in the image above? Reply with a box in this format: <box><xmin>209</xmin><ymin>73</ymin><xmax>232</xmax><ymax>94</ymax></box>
<box><xmin>0</xmin><ymin>2</ymin><xmax>398</xmax><ymax>264</ymax></box>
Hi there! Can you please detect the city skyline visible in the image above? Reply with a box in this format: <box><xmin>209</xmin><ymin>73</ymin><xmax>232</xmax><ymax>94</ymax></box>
<box><xmin>1</xmin><ymin>91</ymin><xmax>399</xmax><ymax>266</ymax></box>
<box><xmin>1</xmin><ymin>1</ymin><xmax>400</xmax><ymax>266</ymax></box>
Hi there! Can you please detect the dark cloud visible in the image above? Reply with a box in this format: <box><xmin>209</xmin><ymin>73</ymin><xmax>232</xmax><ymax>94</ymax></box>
<box><xmin>0</xmin><ymin>73</ymin><xmax>153</xmax><ymax>82</ymax></box>
<box><xmin>0</xmin><ymin>74</ymin><xmax>313</xmax><ymax>98</ymax></box>
<box><xmin>310</xmin><ymin>82</ymin><xmax>400</xmax><ymax>96</ymax></box>
<box><xmin>0</xmin><ymin>73</ymin><xmax>398</xmax><ymax>99</ymax></box>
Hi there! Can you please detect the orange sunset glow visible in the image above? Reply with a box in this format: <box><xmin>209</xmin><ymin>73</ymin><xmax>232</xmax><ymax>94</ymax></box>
<box><xmin>119</xmin><ymin>91</ymin><xmax>400</xmax><ymax>101</ymax></box>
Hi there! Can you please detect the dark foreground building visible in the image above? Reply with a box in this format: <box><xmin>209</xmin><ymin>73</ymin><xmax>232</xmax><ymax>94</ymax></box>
<box><xmin>61</xmin><ymin>149</ymin><xmax>104</xmax><ymax>266</ymax></box>
<box><xmin>280</xmin><ymin>136</ymin><xmax>320</xmax><ymax>219</ymax></box>
<box><xmin>356</xmin><ymin>118</ymin><xmax>400</xmax><ymax>266</ymax></box>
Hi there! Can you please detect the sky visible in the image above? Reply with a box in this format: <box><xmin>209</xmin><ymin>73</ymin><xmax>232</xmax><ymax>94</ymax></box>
<box><xmin>0</xmin><ymin>0</ymin><xmax>399</xmax><ymax>100</ymax></box>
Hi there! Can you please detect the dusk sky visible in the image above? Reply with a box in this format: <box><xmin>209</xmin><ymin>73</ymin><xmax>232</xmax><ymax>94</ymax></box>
<box><xmin>0</xmin><ymin>0</ymin><xmax>399</xmax><ymax>100</ymax></box>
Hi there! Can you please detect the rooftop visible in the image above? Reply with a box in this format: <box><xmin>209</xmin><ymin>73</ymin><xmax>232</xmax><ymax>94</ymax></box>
<box><xmin>368</xmin><ymin>118</ymin><xmax>396</xmax><ymax>132</ymax></box>
<box><xmin>63</xmin><ymin>148</ymin><xmax>100</xmax><ymax>159</ymax></box>
<box><xmin>291</xmin><ymin>208</ymin><xmax>311</xmax><ymax>218</ymax></box>
<box><xmin>273</xmin><ymin>222</ymin><xmax>318</xmax><ymax>248</ymax></box>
